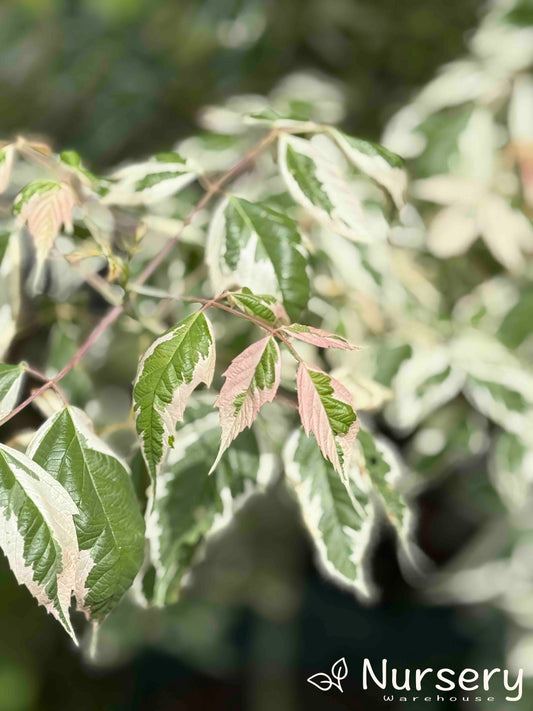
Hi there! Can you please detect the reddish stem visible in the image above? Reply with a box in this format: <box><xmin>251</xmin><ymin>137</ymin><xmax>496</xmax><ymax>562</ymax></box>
<box><xmin>0</xmin><ymin>130</ymin><xmax>280</xmax><ymax>428</ymax></box>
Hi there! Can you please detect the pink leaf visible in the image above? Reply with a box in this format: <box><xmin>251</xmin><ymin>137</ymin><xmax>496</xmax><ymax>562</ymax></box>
<box><xmin>18</xmin><ymin>182</ymin><xmax>76</xmax><ymax>265</ymax></box>
<box><xmin>210</xmin><ymin>336</ymin><xmax>281</xmax><ymax>473</ymax></box>
<box><xmin>282</xmin><ymin>324</ymin><xmax>357</xmax><ymax>350</ymax></box>
<box><xmin>297</xmin><ymin>363</ymin><xmax>358</xmax><ymax>481</ymax></box>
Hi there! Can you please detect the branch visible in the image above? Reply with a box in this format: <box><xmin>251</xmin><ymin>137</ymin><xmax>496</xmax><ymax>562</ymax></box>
<box><xmin>0</xmin><ymin>129</ymin><xmax>280</xmax><ymax>428</ymax></box>
<box><xmin>130</xmin><ymin>287</ymin><xmax>304</xmax><ymax>363</ymax></box>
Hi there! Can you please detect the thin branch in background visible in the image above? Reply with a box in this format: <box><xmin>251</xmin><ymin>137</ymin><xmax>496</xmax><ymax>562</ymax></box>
<box><xmin>0</xmin><ymin>129</ymin><xmax>280</xmax><ymax>428</ymax></box>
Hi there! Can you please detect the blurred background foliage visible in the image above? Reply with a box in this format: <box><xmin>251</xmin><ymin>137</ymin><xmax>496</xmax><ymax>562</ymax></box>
<box><xmin>1</xmin><ymin>0</ymin><xmax>481</xmax><ymax>167</ymax></box>
<box><xmin>5</xmin><ymin>1</ymin><xmax>526</xmax><ymax>711</ymax></box>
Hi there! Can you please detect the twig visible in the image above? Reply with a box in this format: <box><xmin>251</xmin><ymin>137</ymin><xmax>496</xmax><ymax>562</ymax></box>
<box><xmin>0</xmin><ymin>129</ymin><xmax>280</xmax><ymax>428</ymax></box>
<box><xmin>135</xmin><ymin>129</ymin><xmax>279</xmax><ymax>287</ymax></box>
<box><xmin>128</xmin><ymin>285</ymin><xmax>304</xmax><ymax>362</ymax></box>
<box><xmin>23</xmin><ymin>366</ymin><xmax>69</xmax><ymax>408</ymax></box>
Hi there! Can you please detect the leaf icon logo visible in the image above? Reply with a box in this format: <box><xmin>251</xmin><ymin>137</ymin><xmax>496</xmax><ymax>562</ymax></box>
<box><xmin>307</xmin><ymin>657</ymin><xmax>348</xmax><ymax>692</ymax></box>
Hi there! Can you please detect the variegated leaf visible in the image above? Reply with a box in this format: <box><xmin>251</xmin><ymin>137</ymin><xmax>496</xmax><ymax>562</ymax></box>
<box><xmin>0</xmin><ymin>236</ymin><xmax>17</xmax><ymax>360</ymax></box>
<box><xmin>27</xmin><ymin>408</ymin><xmax>145</xmax><ymax>621</ymax></box>
<box><xmin>210</xmin><ymin>336</ymin><xmax>280</xmax><ymax>473</ymax></box>
<box><xmin>462</xmin><ymin>367</ymin><xmax>533</xmax><ymax>439</ymax></box>
<box><xmin>133</xmin><ymin>311</ymin><xmax>216</xmax><ymax>482</ymax></box>
<box><xmin>278</xmin><ymin>134</ymin><xmax>373</xmax><ymax>242</ymax></box>
<box><xmin>329</xmin><ymin>129</ymin><xmax>407</xmax><ymax>208</ymax></box>
<box><xmin>104</xmin><ymin>151</ymin><xmax>196</xmax><ymax>205</ymax></box>
<box><xmin>0</xmin><ymin>364</ymin><xmax>25</xmax><ymax>420</ymax></box>
<box><xmin>14</xmin><ymin>180</ymin><xmax>75</xmax><ymax>264</ymax></box>
<box><xmin>227</xmin><ymin>287</ymin><xmax>289</xmax><ymax>326</ymax></box>
<box><xmin>489</xmin><ymin>431</ymin><xmax>533</xmax><ymax>511</ymax></box>
<box><xmin>281</xmin><ymin>324</ymin><xmax>356</xmax><ymax>350</ymax></box>
<box><xmin>0</xmin><ymin>444</ymin><xmax>78</xmax><ymax>640</ymax></box>
<box><xmin>0</xmin><ymin>145</ymin><xmax>16</xmax><ymax>194</ymax></box>
<box><xmin>60</xmin><ymin>150</ymin><xmax>109</xmax><ymax>195</ymax></box>
<box><xmin>284</xmin><ymin>429</ymin><xmax>374</xmax><ymax>596</ymax></box>
<box><xmin>356</xmin><ymin>429</ymin><xmax>411</xmax><ymax>544</ymax></box>
<box><xmin>296</xmin><ymin>362</ymin><xmax>359</xmax><ymax>483</ymax></box>
<box><xmin>146</xmin><ymin>400</ymin><xmax>272</xmax><ymax>605</ymax></box>
<box><xmin>207</xmin><ymin>196</ymin><xmax>310</xmax><ymax>320</ymax></box>
<box><xmin>385</xmin><ymin>347</ymin><xmax>465</xmax><ymax>433</ymax></box>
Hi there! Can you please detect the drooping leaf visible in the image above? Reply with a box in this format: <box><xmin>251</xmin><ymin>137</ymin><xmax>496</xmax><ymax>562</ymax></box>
<box><xmin>284</xmin><ymin>429</ymin><xmax>373</xmax><ymax>596</ymax></box>
<box><xmin>0</xmin><ymin>363</ymin><xmax>25</xmax><ymax>420</ymax></box>
<box><xmin>357</xmin><ymin>429</ymin><xmax>411</xmax><ymax>543</ymax></box>
<box><xmin>227</xmin><ymin>287</ymin><xmax>289</xmax><ymax>326</ymax></box>
<box><xmin>104</xmin><ymin>151</ymin><xmax>196</xmax><ymax>205</ymax></box>
<box><xmin>281</xmin><ymin>323</ymin><xmax>356</xmax><ymax>350</ymax></box>
<box><xmin>146</xmin><ymin>400</ymin><xmax>271</xmax><ymax>605</ymax></box>
<box><xmin>207</xmin><ymin>196</ymin><xmax>310</xmax><ymax>320</ymax></box>
<box><xmin>0</xmin><ymin>145</ymin><xmax>16</xmax><ymax>194</ymax></box>
<box><xmin>463</xmin><ymin>369</ymin><xmax>533</xmax><ymax>438</ymax></box>
<box><xmin>210</xmin><ymin>336</ymin><xmax>281</xmax><ymax>473</ymax></box>
<box><xmin>0</xmin><ymin>444</ymin><xmax>78</xmax><ymax>640</ymax></box>
<box><xmin>133</xmin><ymin>311</ymin><xmax>216</xmax><ymax>482</ymax></box>
<box><xmin>489</xmin><ymin>431</ymin><xmax>532</xmax><ymax>511</ymax></box>
<box><xmin>296</xmin><ymin>362</ymin><xmax>359</xmax><ymax>482</ymax></box>
<box><xmin>278</xmin><ymin>134</ymin><xmax>373</xmax><ymax>241</ymax></box>
<box><xmin>14</xmin><ymin>180</ymin><xmax>75</xmax><ymax>264</ymax></box>
<box><xmin>497</xmin><ymin>290</ymin><xmax>533</xmax><ymax>350</ymax></box>
<box><xmin>330</xmin><ymin>129</ymin><xmax>407</xmax><ymax>208</ymax></box>
<box><xmin>27</xmin><ymin>408</ymin><xmax>145</xmax><ymax>621</ymax></box>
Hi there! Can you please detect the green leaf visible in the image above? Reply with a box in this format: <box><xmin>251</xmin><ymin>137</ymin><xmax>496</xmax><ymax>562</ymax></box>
<box><xmin>0</xmin><ymin>363</ymin><xmax>25</xmax><ymax>420</ymax></box>
<box><xmin>297</xmin><ymin>363</ymin><xmax>359</xmax><ymax>483</ymax></box>
<box><xmin>285</xmin><ymin>143</ymin><xmax>335</xmax><ymax>213</ymax></box>
<box><xmin>408</xmin><ymin>402</ymin><xmax>488</xmax><ymax>480</ymax></box>
<box><xmin>28</xmin><ymin>408</ymin><xmax>145</xmax><ymax>621</ymax></box>
<box><xmin>284</xmin><ymin>429</ymin><xmax>374</xmax><ymax>597</ymax></box>
<box><xmin>497</xmin><ymin>290</ymin><xmax>533</xmax><ymax>350</ymax></box>
<box><xmin>133</xmin><ymin>311</ymin><xmax>216</xmax><ymax>482</ymax></box>
<box><xmin>154</xmin><ymin>152</ymin><xmax>186</xmax><ymax>164</ymax></box>
<box><xmin>146</xmin><ymin>400</ymin><xmax>271</xmax><ymax>605</ymax></box>
<box><xmin>60</xmin><ymin>150</ymin><xmax>102</xmax><ymax>188</ymax></box>
<box><xmin>374</xmin><ymin>344</ymin><xmax>413</xmax><ymax>386</ymax></box>
<box><xmin>385</xmin><ymin>347</ymin><xmax>465</xmax><ymax>432</ymax></box>
<box><xmin>489</xmin><ymin>431</ymin><xmax>532</xmax><ymax>511</ymax></box>
<box><xmin>207</xmin><ymin>197</ymin><xmax>310</xmax><ymax>320</ymax></box>
<box><xmin>330</xmin><ymin>129</ymin><xmax>407</xmax><ymax>209</ymax></box>
<box><xmin>0</xmin><ymin>232</ymin><xmax>10</xmax><ymax>268</ymax></box>
<box><xmin>13</xmin><ymin>180</ymin><xmax>60</xmax><ymax>216</ymax></box>
<box><xmin>278</xmin><ymin>134</ymin><xmax>373</xmax><ymax>242</ymax></box>
<box><xmin>357</xmin><ymin>429</ymin><xmax>410</xmax><ymax>542</ymax></box>
<box><xmin>134</xmin><ymin>171</ymin><xmax>186</xmax><ymax>191</ymax></box>
<box><xmin>0</xmin><ymin>444</ymin><xmax>78</xmax><ymax>640</ymax></box>
<box><xmin>464</xmin><ymin>371</ymin><xmax>533</xmax><ymax>437</ymax></box>
<box><xmin>227</xmin><ymin>287</ymin><xmax>289</xmax><ymax>326</ymax></box>
<box><xmin>105</xmin><ymin>152</ymin><xmax>195</xmax><ymax>205</ymax></box>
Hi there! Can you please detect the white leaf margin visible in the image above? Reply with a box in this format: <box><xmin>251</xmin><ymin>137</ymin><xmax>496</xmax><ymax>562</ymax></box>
<box><xmin>0</xmin><ymin>444</ymin><xmax>79</xmax><ymax>641</ymax></box>
<box><xmin>283</xmin><ymin>429</ymin><xmax>376</xmax><ymax>600</ymax></box>
<box><xmin>278</xmin><ymin>133</ymin><xmax>375</xmax><ymax>243</ymax></box>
